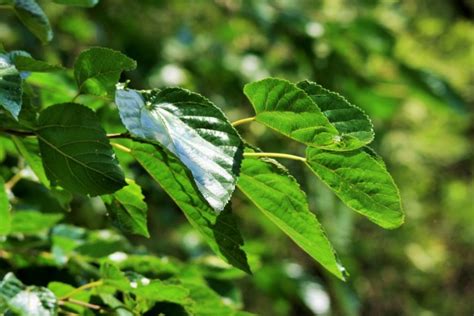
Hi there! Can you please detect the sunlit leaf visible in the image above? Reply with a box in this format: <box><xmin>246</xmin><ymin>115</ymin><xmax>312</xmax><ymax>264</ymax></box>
<box><xmin>74</xmin><ymin>47</ymin><xmax>136</xmax><ymax>96</ymax></box>
<box><xmin>37</xmin><ymin>103</ymin><xmax>126</xmax><ymax>196</ymax></box>
<box><xmin>116</xmin><ymin>86</ymin><xmax>243</xmax><ymax>212</ymax></box>
<box><xmin>10</xmin><ymin>210</ymin><xmax>63</xmax><ymax>234</ymax></box>
<box><xmin>132</xmin><ymin>142</ymin><xmax>251</xmax><ymax>273</ymax></box>
<box><xmin>238</xmin><ymin>147</ymin><xmax>345</xmax><ymax>279</ymax></box>
<box><xmin>244</xmin><ymin>78</ymin><xmax>344</xmax><ymax>150</ymax></box>
<box><xmin>306</xmin><ymin>147</ymin><xmax>404</xmax><ymax>229</ymax></box>
<box><xmin>297</xmin><ymin>80</ymin><xmax>374</xmax><ymax>149</ymax></box>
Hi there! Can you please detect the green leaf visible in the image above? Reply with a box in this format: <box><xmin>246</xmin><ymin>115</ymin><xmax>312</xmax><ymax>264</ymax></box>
<box><xmin>116</xmin><ymin>86</ymin><xmax>243</xmax><ymax>212</ymax></box>
<box><xmin>244</xmin><ymin>78</ymin><xmax>343</xmax><ymax>150</ymax></box>
<box><xmin>11</xmin><ymin>136</ymin><xmax>49</xmax><ymax>186</ymax></box>
<box><xmin>306</xmin><ymin>147</ymin><xmax>404</xmax><ymax>229</ymax></box>
<box><xmin>297</xmin><ymin>80</ymin><xmax>374</xmax><ymax>150</ymax></box>
<box><xmin>0</xmin><ymin>53</ymin><xmax>22</xmax><ymax>119</ymax></box>
<box><xmin>48</xmin><ymin>282</ymin><xmax>91</xmax><ymax>313</ymax></box>
<box><xmin>74</xmin><ymin>47</ymin><xmax>136</xmax><ymax>96</ymax></box>
<box><xmin>0</xmin><ymin>177</ymin><xmax>11</xmax><ymax>236</ymax></box>
<box><xmin>13</xmin><ymin>55</ymin><xmax>64</xmax><ymax>72</ymax></box>
<box><xmin>53</xmin><ymin>0</ymin><xmax>99</xmax><ymax>7</ymax></box>
<box><xmin>0</xmin><ymin>273</ymin><xmax>58</xmax><ymax>316</ymax></box>
<box><xmin>11</xmin><ymin>210</ymin><xmax>63</xmax><ymax>234</ymax></box>
<box><xmin>13</xmin><ymin>0</ymin><xmax>53</xmax><ymax>43</ymax></box>
<box><xmin>37</xmin><ymin>103</ymin><xmax>126</xmax><ymax>196</ymax></box>
<box><xmin>132</xmin><ymin>142</ymin><xmax>251</xmax><ymax>273</ymax></box>
<box><xmin>238</xmin><ymin>147</ymin><xmax>345</xmax><ymax>279</ymax></box>
<box><xmin>102</xmin><ymin>179</ymin><xmax>149</xmax><ymax>238</ymax></box>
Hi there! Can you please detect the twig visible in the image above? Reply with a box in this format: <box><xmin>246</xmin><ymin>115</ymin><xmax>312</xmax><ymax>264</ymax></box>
<box><xmin>243</xmin><ymin>152</ymin><xmax>306</xmax><ymax>162</ymax></box>
<box><xmin>232</xmin><ymin>116</ymin><xmax>255</xmax><ymax>127</ymax></box>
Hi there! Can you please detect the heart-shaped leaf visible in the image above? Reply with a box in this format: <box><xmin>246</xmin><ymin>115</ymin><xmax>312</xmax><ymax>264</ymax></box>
<box><xmin>116</xmin><ymin>86</ymin><xmax>243</xmax><ymax>212</ymax></box>
<box><xmin>306</xmin><ymin>147</ymin><xmax>404</xmax><ymax>229</ymax></box>
<box><xmin>37</xmin><ymin>103</ymin><xmax>126</xmax><ymax>196</ymax></box>
<box><xmin>238</xmin><ymin>147</ymin><xmax>345</xmax><ymax>279</ymax></box>
<box><xmin>297</xmin><ymin>80</ymin><xmax>374</xmax><ymax>150</ymax></box>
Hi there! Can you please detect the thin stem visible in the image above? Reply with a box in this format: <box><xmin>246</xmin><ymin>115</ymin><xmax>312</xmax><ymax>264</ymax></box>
<box><xmin>232</xmin><ymin>116</ymin><xmax>255</xmax><ymax>127</ymax></box>
<box><xmin>71</xmin><ymin>92</ymin><xmax>81</xmax><ymax>102</ymax></box>
<box><xmin>243</xmin><ymin>152</ymin><xmax>306</xmax><ymax>162</ymax></box>
<box><xmin>5</xmin><ymin>172</ymin><xmax>23</xmax><ymax>190</ymax></box>
<box><xmin>59</xmin><ymin>298</ymin><xmax>102</xmax><ymax>310</ymax></box>
<box><xmin>107</xmin><ymin>132</ymin><xmax>131</xmax><ymax>139</ymax></box>
<box><xmin>111</xmin><ymin>142</ymin><xmax>132</xmax><ymax>153</ymax></box>
<box><xmin>59</xmin><ymin>280</ymin><xmax>103</xmax><ymax>300</ymax></box>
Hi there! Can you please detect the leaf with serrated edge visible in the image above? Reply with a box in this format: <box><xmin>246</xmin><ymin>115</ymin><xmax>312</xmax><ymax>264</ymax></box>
<box><xmin>306</xmin><ymin>147</ymin><xmax>404</xmax><ymax>229</ymax></box>
<box><xmin>244</xmin><ymin>78</ymin><xmax>345</xmax><ymax>150</ymax></box>
<box><xmin>238</xmin><ymin>147</ymin><xmax>345</xmax><ymax>279</ymax></box>
<box><xmin>116</xmin><ymin>86</ymin><xmax>243</xmax><ymax>212</ymax></box>
<box><xmin>0</xmin><ymin>53</ymin><xmax>22</xmax><ymax>119</ymax></box>
<box><xmin>13</xmin><ymin>0</ymin><xmax>53</xmax><ymax>43</ymax></box>
<box><xmin>74</xmin><ymin>47</ymin><xmax>136</xmax><ymax>96</ymax></box>
<box><xmin>0</xmin><ymin>177</ymin><xmax>11</xmax><ymax>235</ymax></box>
<box><xmin>102</xmin><ymin>179</ymin><xmax>149</xmax><ymax>237</ymax></box>
<box><xmin>132</xmin><ymin>142</ymin><xmax>251</xmax><ymax>273</ymax></box>
<box><xmin>297</xmin><ymin>80</ymin><xmax>374</xmax><ymax>150</ymax></box>
<box><xmin>37</xmin><ymin>103</ymin><xmax>126</xmax><ymax>196</ymax></box>
<box><xmin>13</xmin><ymin>55</ymin><xmax>64</xmax><ymax>72</ymax></box>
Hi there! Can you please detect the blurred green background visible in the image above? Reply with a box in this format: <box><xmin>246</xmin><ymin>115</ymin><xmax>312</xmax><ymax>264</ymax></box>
<box><xmin>1</xmin><ymin>0</ymin><xmax>473</xmax><ymax>315</ymax></box>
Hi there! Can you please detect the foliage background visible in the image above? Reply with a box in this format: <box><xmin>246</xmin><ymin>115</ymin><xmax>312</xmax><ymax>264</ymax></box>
<box><xmin>1</xmin><ymin>0</ymin><xmax>473</xmax><ymax>315</ymax></box>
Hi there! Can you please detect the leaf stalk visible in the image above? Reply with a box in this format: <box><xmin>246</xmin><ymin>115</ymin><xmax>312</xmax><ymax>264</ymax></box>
<box><xmin>243</xmin><ymin>152</ymin><xmax>306</xmax><ymax>162</ymax></box>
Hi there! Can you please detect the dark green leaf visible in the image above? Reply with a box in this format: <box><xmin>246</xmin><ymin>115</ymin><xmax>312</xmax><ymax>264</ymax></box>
<box><xmin>11</xmin><ymin>210</ymin><xmax>63</xmax><ymax>234</ymax></box>
<box><xmin>0</xmin><ymin>176</ymin><xmax>11</xmax><ymax>235</ymax></box>
<box><xmin>13</xmin><ymin>55</ymin><xmax>64</xmax><ymax>72</ymax></box>
<box><xmin>132</xmin><ymin>142</ymin><xmax>251</xmax><ymax>273</ymax></box>
<box><xmin>0</xmin><ymin>53</ymin><xmax>22</xmax><ymax>119</ymax></box>
<box><xmin>102</xmin><ymin>179</ymin><xmax>149</xmax><ymax>238</ymax></box>
<box><xmin>0</xmin><ymin>273</ymin><xmax>58</xmax><ymax>316</ymax></box>
<box><xmin>74</xmin><ymin>47</ymin><xmax>136</xmax><ymax>96</ymax></box>
<box><xmin>37</xmin><ymin>103</ymin><xmax>126</xmax><ymax>196</ymax></box>
<box><xmin>297</xmin><ymin>80</ymin><xmax>374</xmax><ymax>150</ymax></box>
<box><xmin>238</xmin><ymin>147</ymin><xmax>345</xmax><ymax>279</ymax></box>
<box><xmin>13</xmin><ymin>0</ymin><xmax>53</xmax><ymax>43</ymax></box>
<box><xmin>53</xmin><ymin>0</ymin><xmax>99</xmax><ymax>7</ymax></box>
<box><xmin>116</xmin><ymin>86</ymin><xmax>243</xmax><ymax>212</ymax></box>
<box><xmin>306</xmin><ymin>147</ymin><xmax>404</xmax><ymax>229</ymax></box>
<box><xmin>244</xmin><ymin>78</ymin><xmax>343</xmax><ymax>150</ymax></box>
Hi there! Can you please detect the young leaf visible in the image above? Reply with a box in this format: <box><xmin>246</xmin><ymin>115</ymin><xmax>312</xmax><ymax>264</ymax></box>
<box><xmin>297</xmin><ymin>80</ymin><xmax>374</xmax><ymax>150</ymax></box>
<box><xmin>13</xmin><ymin>55</ymin><xmax>64</xmax><ymax>72</ymax></box>
<box><xmin>244</xmin><ymin>78</ymin><xmax>342</xmax><ymax>150</ymax></box>
<box><xmin>102</xmin><ymin>179</ymin><xmax>149</xmax><ymax>238</ymax></box>
<box><xmin>13</xmin><ymin>0</ymin><xmax>53</xmax><ymax>43</ymax></box>
<box><xmin>0</xmin><ymin>53</ymin><xmax>22</xmax><ymax>119</ymax></box>
<box><xmin>53</xmin><ymin>0</ymin><xmax>99</xmax><ymax>7</ymax></box>
<box><xmin>0</xmin><ymin>273</ymin><xmax>58</xmax><ymax>316</ymax></box>
<box><xmin>132</xmin><ymin>142</ymin><xmax>251</xmax><ymax>273</ymax></box>
<box><xmin>0</xmin><ymin>177</ymin><xmax>11</xmax><ymax>236</ymax></box>
<box><xmin>238</xmin><ymin>147</ymin><xmax>345</xmax><ymax>280</ymax></box>
<box><xmin>116</xmin><ymin>86</ymin><xmax>243</xmax><ymax>212</ymax></box>
<box><xmin>37</xmin><ymin>103</ymin><xmax>126</xmax><ymax>196</ymax></box>
<box><xmin>306</xmin><ymin>147</ymin><xmax>404</xmax><ymax>229</ymax></box>
<box><xmin>74</xmin><ymin>47</ymin><xmax>136</xmax><ymax>96</ymax></box>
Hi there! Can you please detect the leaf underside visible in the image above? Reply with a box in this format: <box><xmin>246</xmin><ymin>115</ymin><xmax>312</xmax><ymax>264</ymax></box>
<box><xmin>0</xmin><ymin>53</ymin><xmax>22</xmax><ymax>119</ymax></box>
<box><xmin>13</xmin><ymin>0</ymin><xmax>53</xmax><ymax>43</ymax></box>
